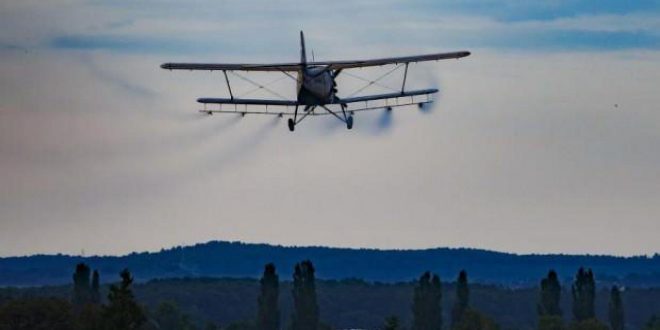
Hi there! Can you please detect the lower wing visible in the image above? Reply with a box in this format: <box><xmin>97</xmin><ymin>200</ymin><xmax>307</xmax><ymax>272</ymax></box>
<box><xmin>197</xmin><ymin>98</ymin><xmax>298</xmax><ymax>106</ymax></box>
<box><xmin>333</xmin><ymin>89</ymin><xmax>437</xmax><ymax>105</ymax></box>
<box><xmin>197</xmin><ymin>89</ymin><xmax>437</xmax><ymax>115</ymax></box>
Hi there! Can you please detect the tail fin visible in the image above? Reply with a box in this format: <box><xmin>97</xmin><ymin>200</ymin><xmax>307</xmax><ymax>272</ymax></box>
<box><xmin>300</xmin><ymin>30</ymin><xmax>307</xmax><ymax>65</ymax></box>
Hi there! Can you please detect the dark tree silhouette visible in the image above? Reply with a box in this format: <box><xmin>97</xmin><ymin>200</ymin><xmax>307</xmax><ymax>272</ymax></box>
<box><xmin>609</xmin><ymin>285</ymin><xmax>624</xmax><ymax>330</ymax></box>
<box><xmin>453</xmin><ymin>309</ymin><xmax>499</xmax><ymax>330</ymax></box>
<box><xmin>0</xmin><ymin>297</ymin><xmax>74</xmax><ymax>330</ymax></box>
<box><xmin>204</xmin><ymin>321</ymin><xmax>221</xmax><ymax>330</ymax></box>
<box><xmin>290</xmin><ymin>260</ymin><xmax>319</xmax><ymax>330</ymax></box>
<box><xmin>451</xmin><ymin>270</ymin><xmax>470</xmax><ymax>328</ymax></box>
<box><xmin>72</xmin><ymin>263</ymin><xmax>92</xmax><ymax>310</ymax></box>
<box><xmin>103</xmin><ymin>269</ymin><xmax>145</xmax><ymax>329</ymax></box>
<box><xmin>91</xmin><ymin>270</ymin><xmax>101</xmax><ymax>305</ymax></box>
<box><xmin>412</xmin><ymin>271</ymin><xmax>442</xmax><ymax>330</ymax></box>
<box><xmin>257</xmin><ymin>263</ymin><xmax>280</xmax><ymax>330</ymax></box>
<box><xmin>539</xmin><ymin>270</ymin><xmax>562</xmax><ymax>316</ymax></box>
<box><xmin>568</xmin><ymin>318</ymin><xmax>608</xmax><ymax>330</ymax></box>
<box><xmin>153</xmin><ymin>301</ymin><xmax>197</xmax><ymax>330</ymax></box>
<box><xmin>384</xmin><ymin>315</ymin><xmax>401</xmax><ymax>330</ymax></box>
<box><xmin>571</xmin><ymin>268</ymin><xmax>595</xmax><ymax>322</ymax></box>
<box><xmin>538</xmin><ymin>315</ymin><xmax>565</xmax><ymax>330</ymax></box>
<box><xmin>646</xmin><ymin>315</ymin><xmax>660</xmax><ymax>330</ymax></box>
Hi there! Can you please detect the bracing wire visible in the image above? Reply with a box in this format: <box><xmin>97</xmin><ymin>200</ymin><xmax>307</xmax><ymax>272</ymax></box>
<box><xmin>230</xmin><ymin>71</ymin><xmax>289</xmax><ymax>100</ymax></box>
<box><xmin>342</xmin><ymin>71</ymin><xmax>399</xmax><ymax>94</ymax></box>
<box><xmin>345</xmin><ymin>64</ymin><xmax>403</xmax><ymax>97</ymax></box>
<box><xmin>237</xmin><ymin>75</ymin><xmax>288</xmax><ymax>98</ymax></box>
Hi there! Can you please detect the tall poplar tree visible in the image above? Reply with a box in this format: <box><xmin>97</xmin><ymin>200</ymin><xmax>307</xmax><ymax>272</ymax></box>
<box><xmin>539</xmin><ymin>270</ymin><xmax>562</xmax><ymax>317</ymax></box>
<box><xmin>571</xmin><ymin>268</ymin><xmax>595</xmax><ymax>322</ymax></box>
<box><xmin>609</xmin><ymin>285</ymin><xmax>624</xmax><ymax>330</ymax></box>
<box><xmin>411</xmin><ymin>271</ymin><xmax>442</xmax><ymax>330</ymax></box>
<box><xmin>91</xmin><ymin>270</ymin><xmax>101</xmax><ymax>305</ymax></box>
<box><xmin>451</xmin><ymin>270</ymin><xmax>470</xmax><ymax>328</ymax></box>
<box><xmin>72</xmin><ymin>263</ymin><xmax>92</xmax><ymax>310</ymax></box>
<box><xmin>290</xmin><ymin>260</ymin><xmax>319</xmax><ymax>330</ymax></box>
<box><xmin>257</xmin><ymin>263</ymin><xmax>280</xmax><ymax>330</ymax></box>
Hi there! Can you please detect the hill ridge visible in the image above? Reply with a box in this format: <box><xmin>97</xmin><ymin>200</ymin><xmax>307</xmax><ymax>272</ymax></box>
<box><xmin>1</xmin><ymin>240</ymin><xmax>658</xmax><ymax>287</ymax></box>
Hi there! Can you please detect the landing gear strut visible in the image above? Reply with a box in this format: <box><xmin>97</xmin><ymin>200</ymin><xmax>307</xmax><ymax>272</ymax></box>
<box><xmin>318</xmin><ymin>104</ymin><xmax>355</xmax><ymax>130</ymax></box>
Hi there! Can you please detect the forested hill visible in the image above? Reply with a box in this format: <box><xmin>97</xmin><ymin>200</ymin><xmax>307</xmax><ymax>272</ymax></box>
<box><xmin>1</xmin><ymin>241</ymin><xmax>658</xmax><ymax>287</ymax></box>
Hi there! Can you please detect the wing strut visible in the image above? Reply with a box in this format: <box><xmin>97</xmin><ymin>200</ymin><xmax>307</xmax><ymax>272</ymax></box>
<box><xmin>321</xmin><ymin>105</ymin><xmax>346</xmax><ymax>123</ymax></box>
<box><xmin>296</xmin><ymin>105</ymin><xmax>315</xmax><ymax>124</ymax></box>
<box><xmin>340</xmin><ymin>103</ymin><xmax>349</xmax><ymax>122</ymax></box>
<box><xmin>289</xmin><ymin>104</ymin><xmax>314</xmax><ymax>131</ymax></box>
<box><xmin>401</xmin><ymin>63</ymin><xmax>409</xmax><ymax>94</ymax></box>
<box><xmin>222</xmin><ymin>70</ymin><xmax>234</xmax><ymax>100</ymax></box>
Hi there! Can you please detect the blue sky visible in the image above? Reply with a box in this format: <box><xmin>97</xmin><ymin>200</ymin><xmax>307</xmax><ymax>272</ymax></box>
<box><xmin>1</xmin><ymin>1</ymin><xmax>659</xmax><ymax>257</ymax></box>
<box><xmin>3</xmin><ymin>0</ymin><xmax>660</xmax><ymax>54</ymax></box>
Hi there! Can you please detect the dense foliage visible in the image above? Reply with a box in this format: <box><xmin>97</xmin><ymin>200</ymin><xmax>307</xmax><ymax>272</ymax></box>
<box><xmin>1</xmin><ymin>262</ymin><xmax>660</xmax><ymax>329</ymax></box>
<box><xmin>383</xmin><ymin>316</ymin><xmax>401</xmax><ymax>330</ymax></box>
<box><xmin>0</xmin><ymin>297</ymin><xmax>74</xmax><ymax>330</ymax></box>
<box><xmin>646</xmin><ymin>315</ymin><xmax>660</xmax><ymax>330</ymax></box>
<box><xmin>103</xmin><ymin>269</ymin><xmax>146</xmax><ymax>329</ymax></box>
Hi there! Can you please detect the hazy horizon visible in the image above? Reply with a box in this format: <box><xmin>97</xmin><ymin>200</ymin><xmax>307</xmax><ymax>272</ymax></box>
<box><xmin>3</xmin><ymin>238</ymin><xmax>660</xmax><ymax>260</ymax></box>
<box><xmin>2</xmin><ymin>1</ymin><xmax>659</xmax><ymax>257</ymax></box>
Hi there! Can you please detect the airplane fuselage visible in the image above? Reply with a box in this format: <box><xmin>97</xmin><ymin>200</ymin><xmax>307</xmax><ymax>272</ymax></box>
<box><xmin>297</xmin><ymin>66</ymin><xmax>336</xmax><ymax>105</ymax></box>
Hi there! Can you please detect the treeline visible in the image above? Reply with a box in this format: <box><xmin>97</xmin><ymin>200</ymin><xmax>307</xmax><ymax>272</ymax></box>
<box><xmin>0</xmin><ymin>264</ymin><xmax>146</xmax><ymax>330</ymax></box>
<box><xmin>1</xmin><ymin>262</ymin><xmax>660</xmax><ymax>330</ymax></box>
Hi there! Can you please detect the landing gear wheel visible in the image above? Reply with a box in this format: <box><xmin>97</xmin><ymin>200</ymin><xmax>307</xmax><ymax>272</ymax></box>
<box><xmin>346</xmin><ymin>115</ymin><xmax>353</xmax><ymax>130</ymax></box>
<box><xmin>288</xmin><ymin>118</ymin><xmax>295</xmax><ymax>132</ymax></box>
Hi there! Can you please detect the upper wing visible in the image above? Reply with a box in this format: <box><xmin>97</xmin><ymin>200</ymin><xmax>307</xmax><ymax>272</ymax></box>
<box><xmin>160</xmin><ymin>51</ymin><xmax>470</xmax><ymax>72</ymax></box>
<box><xmin>309</xmin><ymin>51</ymin><xmax>470</xmax><ymax>70</ymax></box>
<box><xmin>160</xmin><ymin>62</ymin><xmax>302</xmax><ymax>72</ymax></box>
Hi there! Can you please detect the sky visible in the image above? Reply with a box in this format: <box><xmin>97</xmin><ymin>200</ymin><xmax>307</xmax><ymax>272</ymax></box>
<box><xmin>1</xmin><ymin>0</ymin><xmax>659</xmax><ymax>257</ymax></box>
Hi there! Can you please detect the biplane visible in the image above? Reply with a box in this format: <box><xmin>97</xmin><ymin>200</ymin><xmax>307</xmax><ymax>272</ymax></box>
<box><xmin>161</xmin><ymin>32</ymin><xmax>470</xmax><ymax>131</ymax></box>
